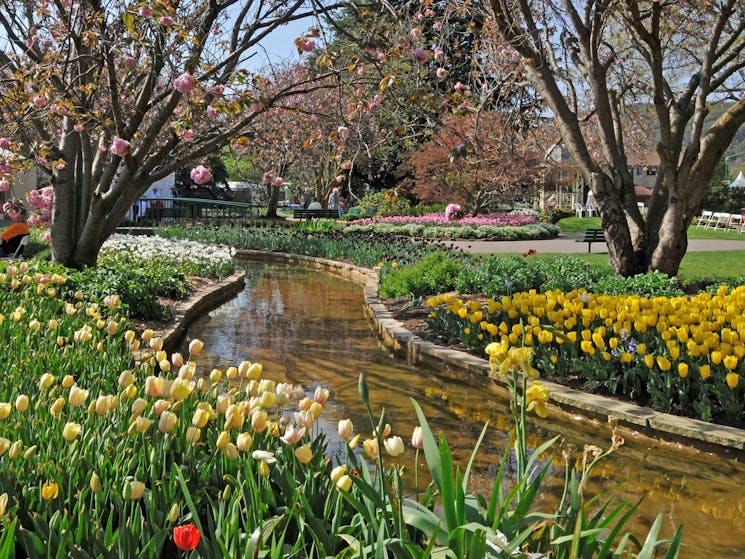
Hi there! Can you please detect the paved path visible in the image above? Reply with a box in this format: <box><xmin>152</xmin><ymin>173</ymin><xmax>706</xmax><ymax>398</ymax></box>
<box><xmin>440</xmin><ymin>233</ymin><xmax>745</xmax><ymax>254</ymax></box>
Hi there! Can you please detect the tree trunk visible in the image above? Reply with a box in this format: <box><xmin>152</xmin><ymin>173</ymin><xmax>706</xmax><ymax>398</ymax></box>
<box><xmin>650</xmin><ymin>199</ymin><xmax>692</xmax><ymax>275</ymax></box>
<box><xmin>265</xmin><ymin>184</ymin><xmax>280</xmax><ymax>218</ymax></box>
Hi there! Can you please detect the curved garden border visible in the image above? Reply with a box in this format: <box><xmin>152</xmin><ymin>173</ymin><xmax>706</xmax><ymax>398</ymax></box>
<box><xmin>159</xmin><ymin>249</ymin><xmax>745</xmax><ymax>456</ymax></box>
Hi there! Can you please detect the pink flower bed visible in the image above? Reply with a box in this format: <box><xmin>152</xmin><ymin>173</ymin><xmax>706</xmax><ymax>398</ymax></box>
<box><xmin>354</xmin><ymin>212</ymin><xmax>537</xmax><ymax>227</ymax></box>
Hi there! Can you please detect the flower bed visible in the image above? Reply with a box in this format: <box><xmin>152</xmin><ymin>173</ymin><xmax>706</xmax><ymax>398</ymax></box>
<box><xmin>426</xmin><ymin>285</ymin><xmax>745</xmax><ymax>426</ymax></box>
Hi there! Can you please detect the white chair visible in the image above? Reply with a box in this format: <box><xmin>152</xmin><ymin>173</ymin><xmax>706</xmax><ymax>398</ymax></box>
<box><xmin>710</xmin><ymin>212</ymin><xmax>731</xmax><ymax>229</ymax></box>
<box><xmin>575</xmin><ymin>203</ymin><xmax>585</xmax><ymax>218</ymax></box>
<box><xmin>1</xmin><ymin>235</ymin><xmax>29</xmax><ymax>260</ymax></box>
<box><xmin>696</xmin><ymin>210</ymin><xmax>713</xmax><ymax>228</ymax></box>
<box><xmin>728</xmin><ymin>213</ymin><xmax>744</xmax><ymax>233</ymax></box>
<box><xmin>585</xmin><ymin>201</ymin><xmax>598</xmax><ymax>217</ymax></box>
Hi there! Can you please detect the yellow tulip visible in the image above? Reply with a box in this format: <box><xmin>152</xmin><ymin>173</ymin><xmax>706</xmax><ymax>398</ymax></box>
<box><xmin>726</xmin><ymin>372</ymin><xmax>740</xmax><ymax>389</ymax></box>
<box><xmin>294</xmin><ymin>445</ymin><xmax>313</xmax><ymax>464</ymax></box>
<box><xmin>0</xmin><ymin>492</ymin><xmax>8</xmax><ymax>518</ymax></box>
<box><xmin>69</xmin><ymin>386</ymin><xmax>89</xmax><ymax>407</ymax></box>
<box><xmin>699</xmin><ymin>364</ymin><xmax>712</xmax><ymax>380</ymax></box>
<box><xmin>62</xmin><ymin>421</ymin><xmax>81</xmax><ymax>441</ymax></box>
<box><xmin>656</xmin><ymin>356</ymin><xmax>672</xmax><ymax>372</ymax></box>
<box><xmin>336</xmin><ymin>474</ymin><xmax>353</xmax><ymax>492</ymax></box>
<box><xmin>170</xmin><ymin>378</ymin><xmax>195</xmax><ymax>401</ymax></box>
<box><xmin>330</xmin><ymin>464</ymin><xmax>347</xmax><ymax>484</ymax></box>
<box><xmin>14</xmin><ymin>395</ymin><xmax>29</xmax><ymax>413</ymax></box>
<box><xmin>50</xmin><ymin>397</ymin><xmax>65</xmax><ymax>419</ymax></box>
<box><xmin>158</xmin><ymin>411</ymin><xmax>178</xmax><ymax>433</ymax></box>
<box><xmin>724</xmin><ymin>355</ymin><xmax>738</xmax><ymax>371</ymax></box>
<box><xmin>0</xmin><ymin>403</ymin><xmax>10</xmax><ymax>420</ymax></box>
<box><xmin>124</xmin><ymin>480</ymin><xmax>146</xmax><ymax>499</ymax></box>
<box><xmin>678</xmin><ymin>362</ymin><xmax>689</xmax><ymax>379</ymax></box>
<box><xmin>39</xmin><ymin>373</ymin><xmax>56</xmax><ymax>390</ymax></box>
<box><xmin>192</xmin><ymin>409</ymin><xmax>209</xmax><ymax>429</ymax></box>
<box><xmin>0</xmin><ymin>438</ymin><xmax>9</xmax><ymax>456</ymax></box>
<box><xmin>61</xmin><ymin>374</ymin><xmax>75</xmax><ymax>389</ymax></box>
<box><xmin>41</xmin><ymin>481</ymin><xmax>59</xmax><ymax>501</ymax></box>
<box><xmin>216</xmin><ymin>430</ymin><xmax>230</xmax><ymax>449</ymax></box>
<box><xmin>236</xmin><ymin>432</ymin><xmax>253</xmax><ymax>452</ymax></box>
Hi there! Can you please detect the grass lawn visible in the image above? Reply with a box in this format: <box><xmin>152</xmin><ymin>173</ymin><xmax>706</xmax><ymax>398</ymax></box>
<box><xmin>558</xmin><ymin>216</ymin><xmax>745</xmax><ymax>240</ymax></box>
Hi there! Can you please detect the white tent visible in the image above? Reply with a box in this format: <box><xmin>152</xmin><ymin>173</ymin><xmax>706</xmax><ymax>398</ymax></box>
<box><xmin>729</xmin><ymin>171</ymin><xmax>745</xmax><ymax>188</ymax></box>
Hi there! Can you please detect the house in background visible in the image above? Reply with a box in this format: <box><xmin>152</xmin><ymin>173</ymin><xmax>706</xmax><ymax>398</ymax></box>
<box><xmin>0</xmin><ymin>166</ymin><xmax>44</xmax><ymax>209</ymax></box>
<box><xmin>627</xmin><ymin>152</ymin><xmax>661</xmax><ymax>191</ymax></box>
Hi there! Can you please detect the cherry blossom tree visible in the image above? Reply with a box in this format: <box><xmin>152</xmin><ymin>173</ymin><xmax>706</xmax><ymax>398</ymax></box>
<box><xmin>0</xmin><ymin>0</ymin><xmax>342</xmax><ymax>267</ymax></box>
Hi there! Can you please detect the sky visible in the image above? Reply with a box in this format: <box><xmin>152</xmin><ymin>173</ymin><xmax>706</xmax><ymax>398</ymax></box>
<box><xmin>247</xmin><ymin>19</ymin><xmax>312</xmax><ymax>71</ymax></box>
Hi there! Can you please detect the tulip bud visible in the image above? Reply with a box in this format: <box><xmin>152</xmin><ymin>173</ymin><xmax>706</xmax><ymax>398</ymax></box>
<box><xmin>338</xmin><ymin>419</ymin><xmax>354</xmax><ymax>440</ymax></box>
<box><xmin>145</xmin><ymin>376</ymin><xmax>164</xmax><ymax>397</ymax></box>
<box><xmin>295</xmin><ymin>445</ymin><xmax>313</xmax><ymax>464</ymax></box>
<box><xmin>330</xmin><ymin>464</ymin><xmax>347</xmax><ymax>484</ymax></box>
<box><xmin>188</xmin><ymin>338</ymin><xmax>203</xmax><ymax>355</ymax></box>
<box><xmin>15</xmin><ymin>394</ymin><xmax>29</xmax><ymax>413</ymax></box>
<box><xmin>118</xmin><ymin>370</ymin><xmax>135</xmax><ymax>388</ymax></box>
<box><xmin>236</xmin><ymin>432</ymin><xmax>253</xmax><ymax>452</ymax></box>
<box><xmin>61</xmin><ymin>374</ymin><xmax>75</xmax><ymax>389</ymax></box>
<box><xmin>411</xmin><ymin>426</ymin><xmax>424</xmax><ymax>449</ymax></box>
<box><xmin>238</xmin><ymin>360</ymin><xmax>251</xmax><ymax>377</ymax></box>
<box><xmin>0</xmin><ymin>438</ymin><xmax>10</xmax><ymax>456</ymax></box>
<box><xmin>124</xmin><ymin>480</ymin><xmax>146</xmax><ymax>499</ymax></box>
<box><xmin>167</xmin><ymin>503</ymin><xmax>180</xmax><ymax>523</ymax></box>
<box><xmin>39</xmin><ymin>373</ymin><xmax>56</xmax><ymax>390</ymax></box>
<box><xmin>358</xmin><ymin>373</ymin><xmax>369</xmax><ymax>403</ymax></box>
<box><xmin>0</xmin><ymin>492</ymin><xmax>8</xmax><ymax>518</ymax></box>
<box><xmin>226</xmin><ymin>366</ymin><xmax>238</xmax><ymax>380</ymax></box>
<box><xmin>0</xmin><ymin>403</ymin><xmax>10</xmax><ymax>420</ymax></box>
<box><xmin>69</xmin><ymin>385</ymin><xmax>89</xmax><ymax>407</ymax></box>
<box><xmin>50</xmin><ymin>397</ymin><xmax>65</xmax><ymax>419</ymax></box>
<box><xmin>383</xmin><ymin>436</ymin><xmax>405</xmax><ymax>457</ymax></box>
<box><xmin>159</xmin><ymin>411</ymin><xmax>178</xmax><ymax>433</ymax></box>
<box><xmin>214</xmin><ymin>431</ymin><xmax>229</xmax><ymax>450</ymax></box>
<box><xmin>90</xmin><ymin>472</ymin><xmax>101</xmax><ymax>493</ymax></box>
<box><xmin>23</xmin><ymin>445</ymin><xmax>37</xmax><ymax>460</ymax></box>
<box><xmin>336</xmin><ymin>474</ymin><xmax>353</xmax><ymax>492</ymax></box>
<box><xmin>131</xmin><ymin>397</ymin><xmax>148</xmax><ymax>416</ymax></box>
<box><xmin>185</xmin><ymin>426</ymin><xmax>201</xmax><ymax>443</ymax></box>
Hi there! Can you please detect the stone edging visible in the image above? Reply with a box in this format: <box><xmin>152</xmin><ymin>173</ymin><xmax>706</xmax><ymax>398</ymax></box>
<box><xmin>234</xmin><ymin>250</ymin><xmax>745</xmax><ymax>453</ymax></box>
<box><xmin>155</xmin><ymin>270</ymin><xmax>247</xmax><ymax>349</ymax></box>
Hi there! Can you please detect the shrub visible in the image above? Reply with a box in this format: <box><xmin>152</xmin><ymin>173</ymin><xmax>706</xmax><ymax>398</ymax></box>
<box><xmin>455</xmin><ymin>255</ymin><xmax>542</xmax><ymax>297</ymax></box>
<box><xmin>591</xmin><ymin>270</ymin><xmax>684</xmax><ymax>298</ymax></box>
<box><xmin>357</xmin><ymin>191</ymin><xmax>411</xmax><ymax>217</ymax></box>
<box><xmin>379</xmin><ymin>251</ymin><xmax>462</xmax><ymax>297</ymax></box>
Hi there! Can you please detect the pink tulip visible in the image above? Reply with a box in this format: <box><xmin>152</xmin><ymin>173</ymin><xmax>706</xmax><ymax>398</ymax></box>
<box><xmin>109</xmin><ymin>137</ymin><xmax>130</xmax><ymax>157</ymax></box>
<box><xmin>0</xmin><ymin>180</ymin><xmax>9</xmax><ymax>192</ymax></box>
<box><xmin>190</xmin><ymin>165</ymin><xmax>212</xmax><ymax>185</ymax></box>
<box><xmin>173</xmin><ymin>73</ymin><xmax>195</xmax><ymax>94</ymax></box>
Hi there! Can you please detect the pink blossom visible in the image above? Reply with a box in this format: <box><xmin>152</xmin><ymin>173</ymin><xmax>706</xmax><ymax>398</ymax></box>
<box><xmin>354</xmin><ymin>212</ymin><xmax>537</xmax><ymax>228</ymax></box>
<box><xmin>377</xmin><ymin>52</ymin><xmax>386</xmax><ymax>61</ymax></box>
<box><xmin>0</xmin><ymin>138</ymin><xmax>10</xmax><ymax>150</ymax></box>
<box><xmin>454</xmin><ymin>81</ymin><xmax>463</xmax><ymax>91</ymax></box>
<box><xmin>138</xmin><ymin>6</ymin><xmax>154</xmax><ymax>16</ymax></box>
<box><xmin>433</xmin><ymin>21</ymin><xmax>442</xmax><ymax>30</ymax></box>
<box><xmin>32</xmin><ymin>95</ymin><xmax>47</xmax><ymax>107</ymax></box>
<box><xmin>42</xmin><ymin>230</ymin><xmax>52</xmax><ymax>243</ymax></box>
<box><xmin>341</xmin><ymin>160</ymin><xmax>352</xmax><ymax>170</ymax></box>
<box><xmin>190</xmin><ymin>165</ymin><xmax>212</xmax><ymax>185</ymax></box>
<box><xmin>206</xmin><ymin>106</ymin><xmax>218</xmax><ymax>118</ymax></box>
<box><xmin>300</xmin><ymin>39</ymin><xmax>315</xmax><ymax>52</ymax></box>
<box><xmin>272</xmin><ymin>177</ymin><xmax>284</xmax><ymax>187</ymax></box>
<box><xmin>210</xmin><ymin>84</ymin><xmax>224</xmax><ymax>96</ymax></box>
<box><xmin>436</xmin><ymin>68</ymin><xmax>448</xmax><ymax>79</ymax></box>
<box><xmin>73</xmin><ymin>124</ymin><xmax>84</xmax><ymax>133</ymax></box>
<box><xmin>55</xmin><ymin>162</ymin><xmax>66</xmax><ymax>171</ymax></box>
<box><xmin>174</xmin><ymin>73</ymin><xmax>195</xmax><ymax>94</ymax></box>
<box><xmin>337</xmin><ymin>126</ymin><xmax>349</xmax><ymax>140</ymax></box>
<box><xmin>179</xmin><ymin>129</ymin><xmax>195</xmax><ymax>141</ymax></box>
<box><xmin>0</xmin><ymin>180</ymin><xmax>9</xmax><ymax>192</ymax></box>
<box><xmin>159</xmin><ymin>15</ymin><xmax>174</xmax><ymax>26</ymax></box>
<box><xmin>262</xmin><ymin>172</ymin><xmax>273</xmax><ymax>183</ymax></box>
<box><xmin>410</xmin><ymin>27</ymin><xmax>421</xmax><ymax>39</ymax></box>
<box><xmin>335</xmin><ymin>175</ymin><xmax>345</xmax><ymax>183</ymax></box>
<box><xmin>123</xmin><ymin>56</ymin><xmax>137</xmax><ymax>69</ymax></box>
<box><xmin>434</xmin><ymin>47</ymin><xmax>445</xmax><ymax>61</ymax></box>
<box><xmin>110</xmin><ymin>137</ymin><xmax>131</xmax><ymax>157</ymax></box>
<box><xmin>357</xmin><ymin>65</ymin><xmax>366</xmax><ymax>76</ymax></box>
<box><xmin>413</xmin><ymin>48</ymin><xmax>430</xmax><ymax>65</ymax></box>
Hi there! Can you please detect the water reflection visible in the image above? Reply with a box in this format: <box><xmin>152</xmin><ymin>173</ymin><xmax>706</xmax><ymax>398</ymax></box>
<box><xmin>186</xmin><ymin>262</ymin><xmax>745</xmax><ymax>558</ymax></box>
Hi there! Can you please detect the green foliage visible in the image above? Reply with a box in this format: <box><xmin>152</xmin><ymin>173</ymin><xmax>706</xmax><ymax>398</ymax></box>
<box><xmin>591</xmin><ymin>271</ymin><xmax>684</xmax><ymax>298</ymax></box>
<box><xmin>379</xmin><ymin>252</ymin><xmax>462</xmax><ymax>297</ymax></box>
<box><xmin>455</xmin><ymin>256</ymin><xmax>541</xmax><ymax>297</ymax></box>
<box><xmin>539</xmin><ymin>206</ymin><xmax>575</xmax><ymax>224</ymax></box>
<box><xmin>405</xmin><ymin>203</ymin><xmax>446</xmax><ymax>216</ymax></box>
<box><xmin>293</xmin><ymin>218</ymin><xmax>343</xmax><ymax>233</ymax></box>
<box><xmin>532</xmin><ymin>256</ymin><xmax>612</xmax><ymax>292</ymax></box>
<box><xmin>357</xmin><ymin>191</ymin><xmax>411</xmax><ymax>217</ymax></box>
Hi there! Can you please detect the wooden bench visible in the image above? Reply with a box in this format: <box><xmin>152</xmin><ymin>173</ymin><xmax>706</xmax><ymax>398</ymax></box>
<box><xmin>293</xmin><ymin>209</ymin><xmax>340</xmax><ymax>219</ymax></box>
<box><xmin>575</xmin><ymin>228</ymin><xmax>605</xmax><ymax>253</ymax></box>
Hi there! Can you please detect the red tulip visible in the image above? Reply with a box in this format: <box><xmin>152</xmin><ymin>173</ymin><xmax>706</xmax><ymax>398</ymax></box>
<box><xmin>173</xmin><ymin>524</ymin><xmax>201</xmax><ymax>551</ymax></box>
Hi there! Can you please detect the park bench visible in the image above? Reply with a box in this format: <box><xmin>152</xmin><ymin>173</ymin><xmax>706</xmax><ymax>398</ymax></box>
<box><xmin>575</xmin><ymin>228</ymin><xmax>605</xmax><ymax>253</ymax></box>
<box><xmin>293</xmin><ymin>209</ymin><xmax>340</xmax><ymax>219</ymax></box>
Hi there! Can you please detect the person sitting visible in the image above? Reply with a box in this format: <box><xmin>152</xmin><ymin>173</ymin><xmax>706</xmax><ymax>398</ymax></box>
<box><xmin>1</xmin><ymin>205</ymin><xmax>30</xmax><ymax>257</ymax></box>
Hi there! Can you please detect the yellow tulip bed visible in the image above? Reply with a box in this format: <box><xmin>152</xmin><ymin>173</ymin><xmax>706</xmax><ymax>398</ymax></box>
<box><xmin>426</xmin><ymin>285</ymin><xmax>745</xmax><ymax>426</ymax></box>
